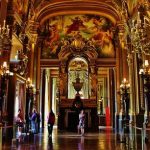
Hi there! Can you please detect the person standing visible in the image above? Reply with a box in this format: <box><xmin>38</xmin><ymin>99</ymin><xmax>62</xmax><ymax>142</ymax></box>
<box><xmin>16</xmin><ymin>109</ymin><xmax>24</xmax><ymax>141</ymax></box>
<box><xmin>47</xmin><ymin>110</ymin><xmax>55</xmax><ymax>137</ymax></box>
<box><xmin>31</xmin><ymin>109</ymin><xmax>37</xmax><ymax>133</ymax></box>
<box><xmin>78</xmin><ymin>110</ymin><xmax>85</xmax><ymax>136</ymax></box>
<box><xmin>100</xmin><ymin>97</ymin><xmax>103</xmax><ymax>115</ymax></box>
<box><xmin>36</xmin><ymin>112</ymin><xmax>41</xmax><ymax>133</ymax></box>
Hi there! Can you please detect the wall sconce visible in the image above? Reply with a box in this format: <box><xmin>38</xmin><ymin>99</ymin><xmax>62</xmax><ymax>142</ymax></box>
<box><xmin>120</xmin><ymin>78</ymin><xmax>130</xmax><ymax>112</ymax></box>
<box><xmin>0</xmin><ymin>61</ymin><xmax>13</xmax><ymax>124</ymax></box>
<box><xmin>120</xmin><ymin>78</ymin><xmax>130</xmax><ymax>91</ymax></box>
<box><xmin>120</xmin><ymin>78</ymin><xmax>130</xmax><ymax>133</ymax></box>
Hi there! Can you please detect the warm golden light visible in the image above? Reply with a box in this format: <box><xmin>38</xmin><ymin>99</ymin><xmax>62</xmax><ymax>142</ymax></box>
<box><xmin>27</xmin><ymin>77</ymin><xmax>30</xmax><ymax>82</ymax></box>
<box><xmin>145</xmin><ymin>60</ymin><xmax>149</xmax><ymax>67</ymax></box>
<box><xmin>139</xmin><ymin>69</ymin><xmax>144</xmax><ymax>74</ymax></box>
<box><xmin>120</xmin><ymin>78</ymin><xmax>130</xmax><ymax>89</ymax></box>
<box><xmin>123</xmin><ymin>78</ymin><xmax>126</xmax><ymax>83</ymax></box>
<box><xmin>139</xmin><ymin>60</ymin><xmax>150</xmax><ymax>75</ymax></box>
<box><xmin>3</xmin><ymin>62</ymin><xmax>7</xmax><ymax>68</ymax></box>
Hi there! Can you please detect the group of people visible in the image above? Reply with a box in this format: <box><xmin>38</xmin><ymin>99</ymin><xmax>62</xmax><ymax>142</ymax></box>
<box><xmin>15</xmin><ymin>107</ymin><xmax>85</xmax><ymax>140</ymax></box>
<box><xmin>47</xmin><ymin>109</ymin><xmax>85</xmax><ymax>137</ymax></box>
<box><xmin>47</xmin><ymin>109</ymin><xmax>86</xmax><ymax>137</ymax></box>
<box><xmin>15</xmin><ymin>108</ymin><xmax>41</xmax><ymax>141</ymax></box>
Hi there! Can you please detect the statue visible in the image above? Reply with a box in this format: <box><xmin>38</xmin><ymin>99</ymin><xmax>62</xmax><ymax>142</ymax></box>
<box><xmin>90</xmin><ymin>67</ymin><xmax>97</xmax><ymax>97</ymax></box>
<box><xmin>59</xmin><ymin>67</ymin><xmax>67</xmax><ymax>96</ymax></box>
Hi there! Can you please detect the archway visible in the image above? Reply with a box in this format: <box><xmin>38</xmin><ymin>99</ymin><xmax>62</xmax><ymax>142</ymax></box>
<box><xmin>68</xmin><ymin>57</ymin><xmax>89</xmax><ymax>99</ymax></box>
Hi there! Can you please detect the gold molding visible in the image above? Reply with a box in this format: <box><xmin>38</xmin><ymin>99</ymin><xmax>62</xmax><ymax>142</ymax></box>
<box><xmin>34</xmin><ymin>1</ymin><xmax>120</xmax><ymax>25</ymax></box>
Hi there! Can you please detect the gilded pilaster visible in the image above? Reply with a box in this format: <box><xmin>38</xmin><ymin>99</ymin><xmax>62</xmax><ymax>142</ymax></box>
<box><xmin>59</xmin><ymin>59</ymin><xmax>67</xmax><ymax>100</ymax></box>
<box><xmin>30</xmin><ymin>21</ymin><xmax>40</xmax><ymax>111</ymax></box>
<box><xmin>127</xmin><ymin>52</ymin><xmax>136</xmax><ymax>122</ymax></box>
<box><xmin>36</xmin><ymin>38</ymin><xmax>41</xmax><ymax>111</ymax></box>
<box><xmin>117</xmin><ymin>22</ymin><xmax>126</xmax><ymax>114</ymax></box>
<box><xmin>89</xmin><ymin>60</ymin><xmax>97</xmax><ymax>99</ymax></box>
<box><xmin>44</xmin><ymin>69</ymin><xmax>50</xmax><ymax>125</ymax></box>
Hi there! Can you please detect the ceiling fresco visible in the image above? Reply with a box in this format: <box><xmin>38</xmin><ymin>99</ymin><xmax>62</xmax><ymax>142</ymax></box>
<box><xmin>13</xmin><ymin>0</ymin><xmax>29</xmax><ymax>18</ymax></box>
<box><xmin>40</xmin><ymin>14</ymin><xmax>115</xmax><ymax>59</ymax></box>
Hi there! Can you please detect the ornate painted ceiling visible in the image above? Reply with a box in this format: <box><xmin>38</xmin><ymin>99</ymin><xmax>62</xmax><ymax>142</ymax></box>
<box><xmin>14</xmin><ymin>0</ymin><xmax>143</xmax><ymax>26</ymax></box>
<box><xmin>12</xmin><ymin>0</ymin><xmax>150</xmax><ymax>60</ymax></box>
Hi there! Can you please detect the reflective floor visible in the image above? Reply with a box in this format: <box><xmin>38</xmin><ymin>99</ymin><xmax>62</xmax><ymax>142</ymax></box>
<box><xmin>2</xmin><ymin>127</ymin><xmax>150</xmax><ymax>150</ymax></box>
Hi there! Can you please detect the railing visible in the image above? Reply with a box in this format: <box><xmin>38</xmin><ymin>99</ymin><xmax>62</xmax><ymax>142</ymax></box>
<box><xmin>124</xmin><ymin>123</ymin><xmax>150</xmax><ymax>150</ymax></box>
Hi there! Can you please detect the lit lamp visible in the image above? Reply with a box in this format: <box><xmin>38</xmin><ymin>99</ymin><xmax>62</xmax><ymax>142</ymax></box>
<box><xmin>0</xmin><ymin>20</ymin><xmax>11</xmax><ymax>52</ymax></box>
<box><xmin>1</xmin><ymin>62</ymin><xmax>13</xmax><ymax>77</ymax></box>
<box><xmin>0</xmin><ymin>62</ymin><xmax>13</xmax><ymax>125</ymax></box>
<box><xmin>139</xmin><ymin>60</ymin><xmax>150</xmax><ymax>75</ymax></box>
<box><xmin>139</xmin><ymin>60</ymin><xmax>150</xmax><ymax>142</ymax></box>
<box><xmin>120</xmin><ymin>78</ymin><xmax>130</xmax><ymax>134</ymax></box>
<box><xmin>120</xmin><ymin>78</ymin><xmax>130</xmax><ymax>114</ymax></box>
<box><xmin>26</xmin><ymin>78</ymin><xmax>34</xmax><ymax>100</ymax></box>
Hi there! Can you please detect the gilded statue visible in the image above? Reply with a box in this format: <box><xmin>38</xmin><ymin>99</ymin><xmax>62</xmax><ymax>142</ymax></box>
<box><xmin>59</xmin><ymin>67</ymin><xmax>67</xmax><ymax>96</ymax></box>
<box><xmin>90</xmin><ymin>67</ymin><xmax>97</xmax><ymax>97</ymax></box>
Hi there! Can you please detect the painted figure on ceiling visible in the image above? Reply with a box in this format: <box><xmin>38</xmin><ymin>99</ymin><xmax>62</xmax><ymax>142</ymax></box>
<box><xmin>14</xmin><ymin>0</ymin><xmax>23</xmax><ymax>15</ymax></box>
<box><xmin>66</xmin><ymin>17</ymin><xmax>86</xmax><ymax>34</ymax></box>
<box><xmin>48</xmin><ymin>24</ymin><xmax>60</xmax><ymax>54</ymax></box>
<box><xmin>40</xmin><ymin>14</ymin><xmax>115</xmax><ymax>59</ymax></box>
<box><xmin>100</xmin><ymin>30</ymin><xmax>115</xmax><ymax>57</ymax></box>
<box><xmin>90</xmin><ymin>25</ymin><xmax>114</xmax><ymax>57</ymax></box>
<box><xmin>14</xmin><ymin>0</ymin><xmax>29</xmax><ymax>16</ymax></box>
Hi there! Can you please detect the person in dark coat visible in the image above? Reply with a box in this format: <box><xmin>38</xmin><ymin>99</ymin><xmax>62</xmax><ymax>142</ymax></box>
<box><xmin>47</xmin><ymin>110</ymin><xmax>55</xmax><ymax>137</ymax></box>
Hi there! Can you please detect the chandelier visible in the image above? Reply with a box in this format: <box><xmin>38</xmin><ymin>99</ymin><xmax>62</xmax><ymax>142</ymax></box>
<box><xmin>0</xmin><ymin>20</ymin><xmax>11</xmax><ymax>51</ymax></box>
<box><xmin>130</xmin><ymin>8</ymin><xmax>150</xmax><ymax>55</ymax></box>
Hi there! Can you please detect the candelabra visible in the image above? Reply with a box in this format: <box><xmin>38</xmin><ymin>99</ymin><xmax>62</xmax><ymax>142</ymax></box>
<box><xmin>0</xmin><ymin>62</ymin><xmax>13</xmax><ymax>125</ymax></box>
<box><xmin>139</xmin><ymin>60</ymin><xmax>150</xmax><ymax>142</ymax></box>
<box><xmin>0</xmin><ymin>20</ymin><xmax>11</xmax><ymax>52</ymax></box>
<box><xmin>130</xmin><ymin>8</ymin><xmax>150</xmax><ymax>56</ymax></box>
<box><xmin>120</xmin><ymin>78</ymin><xmax>130</xmax><ymax>133</ymax></box>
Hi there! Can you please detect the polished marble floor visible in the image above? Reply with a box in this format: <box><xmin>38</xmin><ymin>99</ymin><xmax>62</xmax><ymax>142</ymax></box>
<box><xmin>1</xmin><ymin>127</ymin><xmax>150</xmax><ymax>150</ymax></box>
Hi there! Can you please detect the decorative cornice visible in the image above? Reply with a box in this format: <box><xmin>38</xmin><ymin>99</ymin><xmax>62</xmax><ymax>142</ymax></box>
<box><xmin>34</xmin><ymin>1</ymin><xmax>120</xmax><ymax>25</ymax></box>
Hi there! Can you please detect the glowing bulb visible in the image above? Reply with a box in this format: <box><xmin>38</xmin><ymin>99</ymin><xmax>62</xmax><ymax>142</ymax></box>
<box><xmin>3</xmin><ymin>62</ymin><xmax>7</xmax><ymax>68</ymax></box>
<box><xmin>145</xmin><ymin>60</ymin><xmax>149</xmax><ymax>67</ymax></box>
